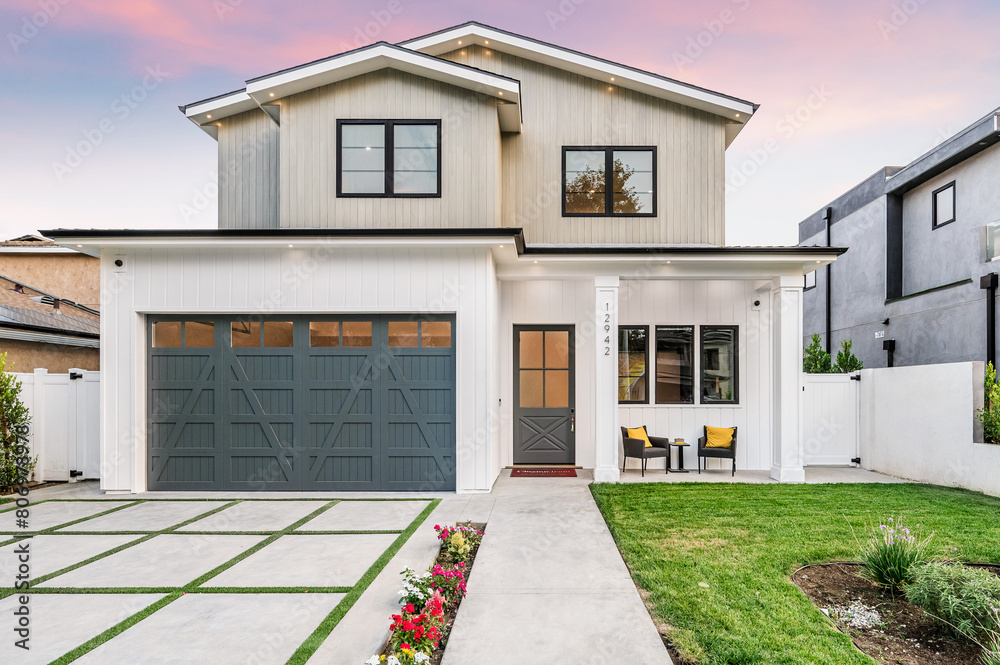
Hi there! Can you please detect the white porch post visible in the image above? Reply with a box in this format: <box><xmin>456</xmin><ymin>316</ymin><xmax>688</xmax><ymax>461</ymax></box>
<box><xmin>770</xmin><ymin>276</ymin><xmax>806</xmax><ymax>482</ymax></box>
<box><xmin>593</xmin><ymin>276</ymin><xmax>621</xmax><ymax>482</ymax></box>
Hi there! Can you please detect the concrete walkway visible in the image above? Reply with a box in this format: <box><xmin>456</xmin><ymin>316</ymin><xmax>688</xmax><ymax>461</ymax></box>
<box><xmin>442</xmin><ymin>470</ymin><xmax>672</xmax><ymax>665</ymax></box>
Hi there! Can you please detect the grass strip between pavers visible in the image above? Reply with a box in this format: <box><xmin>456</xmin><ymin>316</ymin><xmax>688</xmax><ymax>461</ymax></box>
<box><xmin>0</xmin><ymin>500</ymin><xmax>243</xmax><ymax>599</ymax></box>
<box><xmin>0</xmin><ymin>501</ymin><xmax>143</xmax><ymax>549</ymax></box>
<box><xmin>47</xmin><ymin>593</ymin><xmax>183</xmax><ymax>665</ymax></box>
<box><xmin>284</xmin><ymin>497</ymin><xmax>441</xmax><ymax>665</ymax></box>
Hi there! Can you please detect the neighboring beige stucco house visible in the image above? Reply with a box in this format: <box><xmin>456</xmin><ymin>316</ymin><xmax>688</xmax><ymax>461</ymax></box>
<box><xmin>47</xmin><ymin>22</ymin><xmax>844</xmax><ymax>494</ymax></box>
<box><xmin>0</xmin><ymin>235</ymin><xmax>100</xmax><ymax>372</ymax></box>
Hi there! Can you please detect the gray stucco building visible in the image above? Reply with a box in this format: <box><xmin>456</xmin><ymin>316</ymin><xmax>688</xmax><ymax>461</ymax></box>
<box><xmin>798</xmin><ymin>107</ymin><xmax>1000</xmax><ymax>368</ymax></box>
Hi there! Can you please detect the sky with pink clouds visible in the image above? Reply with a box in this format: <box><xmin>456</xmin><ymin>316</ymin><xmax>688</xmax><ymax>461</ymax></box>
<box><xmin>2</xmin><ymin>0</ymin><xmax>999</xmax><ymax>245</ymax></box>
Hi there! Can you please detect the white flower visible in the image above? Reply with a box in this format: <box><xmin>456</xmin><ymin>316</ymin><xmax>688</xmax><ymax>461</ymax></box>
<box><xmin>365</xmin><ymin>657</ymin><xmax>381</xmax><ymax>665</ymax></box>
<box><xmin>414</xmin><ymin>653</ymin><xmax>431</xmax><ymax>663</ymax></box>
<box><xmin>387</xmin><ymin>657</ymin><xmax>401</xmax><ymax>665</ymax></box>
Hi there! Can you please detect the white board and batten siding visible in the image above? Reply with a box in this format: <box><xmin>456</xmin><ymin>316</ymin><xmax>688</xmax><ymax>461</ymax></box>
<box><xmin>617</xmin><ymin>280</ymin><xmax>774</xmax><ymax>472</ymax></box>
<box><xmin>100</xmin><ymin>246</ymin><xmax>500</xmax><ymax>493</ymax></box>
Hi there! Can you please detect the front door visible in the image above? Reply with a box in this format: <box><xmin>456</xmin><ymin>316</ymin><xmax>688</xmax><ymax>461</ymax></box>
<box><xmin>513</xmin><ymin>326</ymin><xmax>575</xmax><ymax>464</ymax></box>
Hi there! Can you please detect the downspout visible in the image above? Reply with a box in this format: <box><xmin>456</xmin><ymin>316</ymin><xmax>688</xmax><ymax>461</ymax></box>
<box><xmin>824</xmin><ymin>206</ymin><xmax>833</xmax><ymax>355</ymax></box>
<box><xmin>982</xmin><ymin>273</ymin><xmax>998</xmax><ymax>368</ymax></box>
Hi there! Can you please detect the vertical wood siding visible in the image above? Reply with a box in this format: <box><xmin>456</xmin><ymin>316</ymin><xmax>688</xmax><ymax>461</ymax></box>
<box><xmin>617</xmin><ymin>280</ymin><xmax>773</xmax><ymax>471</ymax></box>
<box><xmin>217</xmin><ymin>110</ymin><xmax>280</xmax><ymax>229</ymax></box>
<box><xmin>440</xmin><ymin>45</ymin><xmax>727</xmax><ymax>245</ymax></box>
<box><xmin>279</xmin><ymin>69</ymin><xmax>501</xmax><ymax>229</ymax></box>
<box><xmin>101</xmin><ymin>246</ymin><xmax>498</xmax><ymax>493</ymax></box>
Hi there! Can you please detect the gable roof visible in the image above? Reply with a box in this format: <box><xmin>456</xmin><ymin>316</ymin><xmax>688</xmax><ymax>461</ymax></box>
<box><xmin>182</xmin><ymin>41</ymin><xmax>523</xmax><ymax>136</ymax></box>
<box><xmin>181</xmin><ymin>22</ymin><xmax>756</xmax><ymax>144</ymax></box>
<box><xmin>399</xmin><ymin>21</ymin><xmax>757</xmax><ymax>146</ymax></box>
<box><xmin>0</xmin><ymin>274</ymin><xmax>100</xmax><ymax>343</ymax></box>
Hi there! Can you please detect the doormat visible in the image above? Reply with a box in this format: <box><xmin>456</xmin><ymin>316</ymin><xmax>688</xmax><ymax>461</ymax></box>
<box><xmin>510</xmin><ymin>468</ymin><xmax>577</xmax><ymax>477</ymax></box>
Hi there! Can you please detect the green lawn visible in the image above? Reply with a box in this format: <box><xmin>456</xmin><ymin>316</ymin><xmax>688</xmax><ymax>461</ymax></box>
<box><xmin>591</xmin><ymin>482</ymin><xmax>1000</xmax><ymax>665</ymax></box>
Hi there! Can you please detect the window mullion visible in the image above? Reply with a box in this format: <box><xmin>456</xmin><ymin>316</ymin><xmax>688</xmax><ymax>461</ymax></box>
<box><xmin>385</xmin><ymin>121</ymin><xmax>394</xmax><ymax>197</ymax></box>
<box><xmin>605</xmin><ymin>148</ymin><xmax>613</xmax><ymax>216</ymax></box>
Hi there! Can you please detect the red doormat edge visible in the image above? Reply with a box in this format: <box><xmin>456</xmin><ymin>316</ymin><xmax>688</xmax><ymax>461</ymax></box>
<box><xmin>510</xmin><ymin>468</ymin><xmax>577</xmax><ymax>477</ymax></box>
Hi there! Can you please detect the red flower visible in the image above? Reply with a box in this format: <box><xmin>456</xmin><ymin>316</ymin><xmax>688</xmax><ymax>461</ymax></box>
<box><xmin>401</xmin><ymin>642</ymin><xmax>411</xmax><ymax>650</ymax></box>
<box><xmin>404</xmin><ymin>604</ymin><xmax>414</xmax><ymax>613</ymax></box>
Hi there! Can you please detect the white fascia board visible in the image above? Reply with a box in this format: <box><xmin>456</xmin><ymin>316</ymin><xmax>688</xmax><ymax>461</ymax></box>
<box><xmin>47</xmin><ymin>234</ymin><xmax>519</xmax><ymax>256</ymax></box>
<box><xmin>245</xmin><ymin>43</ymin><xmax>521</xmax><ymax>131</ymax></box>
<box><xmin>401</xmin><ymin>24</ymin><xmax>754</xmax><ymax>137</ymax></box>
<box><xmin>0</xmin><ymin>328</ymin><xmax>100</xmax><ymax>348</ymax></box>
<box><xmin>182</xmin><ymin>90</ymin><xmax>261</xmax><ymax>139</ymax></box>
<box><xmin>0</xmin><ymin>246</ymin><xmax>78</xmax><ymax>254</ymax></box>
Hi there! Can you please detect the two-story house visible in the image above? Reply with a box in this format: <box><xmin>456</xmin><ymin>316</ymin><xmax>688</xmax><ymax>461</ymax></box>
<box><xmin>798</xmin><ymin>106</ymin><xmax>1000</xmax><ymax>369</ymax></box>
<box><xmin>45</xmin><ymin>22</ymin><xmax>842</xmax><ymax>494</ymax></box>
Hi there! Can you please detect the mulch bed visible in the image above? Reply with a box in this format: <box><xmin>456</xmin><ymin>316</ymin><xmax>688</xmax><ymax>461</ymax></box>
<box><xmin>794</xmin><ymin>562</ymin><xmax>999</xmax><ymax>665</ymax></box>
<box><xmin>378</xmin><ymin>522</ymin><xmax>486</xmax><ymax>665</ymax></box>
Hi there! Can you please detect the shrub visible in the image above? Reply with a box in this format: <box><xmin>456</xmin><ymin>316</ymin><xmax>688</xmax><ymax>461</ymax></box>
<box><xmin>434</xmin><ymin>523</ymin><xmax>483</xmax><ymax>563</ymax></box>
<box><xmin>0</xmin><ymin>352</ymin><xmax>34</xmax><ymax>493</ymax></box>
<box><xmin>398</xmin><ymin>564</ymin><xmax>467</xmax><ymax>610</ymax></box>
<box><xmin>803</xmin><ymin>334</ymin><xmax>832</xmax><ymax>374</ymax></box>
<box><xmin>855</xmin><ymin>514</ymin><xmax>934</xmax><ymax>590</ymax></box>
<box><xmin>905</xmin><ymin>563</ymin><xmax>1000</xmax><ymax>640</ymax></box>
<box><xmin>834</xmin><ymin>339</ymin><xmax>863</xmax><ymax>373</ymax></box>
<box><xmin>979</xmin><ymin>362</ymin><xmax>1000</xmax><ymax>444</ymax></box>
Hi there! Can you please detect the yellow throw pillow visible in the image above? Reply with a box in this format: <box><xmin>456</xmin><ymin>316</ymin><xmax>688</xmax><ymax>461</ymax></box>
<box><xmin>705</xmin><ymin>426</ymin><xmax>735</xmax><ymax>448</ymax></box>
<box><xmin>626</xmin><ymin>427</ymin><xmax>653</xmax><ymax>448</ymax></box>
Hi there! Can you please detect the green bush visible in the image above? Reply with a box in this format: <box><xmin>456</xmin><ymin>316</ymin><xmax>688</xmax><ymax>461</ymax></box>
<box><xmin>0</xmin><ymin>352</ymin><xmax>34</xmax><ymax>492</ymax></box>
<box><xmin>979</xmin><ymin>362</ymin><xmax>1000</xmax><ymax>444</ymax></box>
<box><xmin>856</xmin><ymin>514</ymin><xmax>934</xmax><ymax>590</ymax></box>
<box><xmin>803</xmin><ymin>334</ymin><xmax>832</xmax><ymax>373</ymax></box>
<box><xmin>834</xmin><ymin>339</ymin><xmax>863</xmax><ymax>373</ymax></box>
<box><xmin>904</xmin><ymin>562</ymin><xmax>1000</xmax><ymax>639</ymax></box>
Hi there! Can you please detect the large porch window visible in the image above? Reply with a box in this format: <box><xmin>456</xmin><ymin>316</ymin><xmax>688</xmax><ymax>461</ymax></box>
<box><xmin>655</xmin><ymin>326</ymin><xmax>695</xmax><ymax>404</ymax></box>
<box><xmin>700</xmin><ymin>325</ymin><xmax>738</xmax><ymax>404</ymax></box>
<box><xmin>617</xmin><ymin>326</ymin><xmax>648</xmax><ymax>403</ymax></box>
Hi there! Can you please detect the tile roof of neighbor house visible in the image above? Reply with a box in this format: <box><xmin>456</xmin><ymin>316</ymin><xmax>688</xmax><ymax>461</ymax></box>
<box><xmin>0</xmin><ymin>275</ymin><xmax>100</xmax><ymax>338</ymax></box>
<box><xmin>1</xmin><ymin>235</ymin><xmax>56</xmax><ymax>247</ymax></box>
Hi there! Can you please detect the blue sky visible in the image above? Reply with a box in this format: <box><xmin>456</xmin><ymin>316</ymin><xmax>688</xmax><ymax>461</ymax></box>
<box><xmin>2</xmin><ymin>0</ymin><xmax>998</xmax><ymax>245</ymax></box>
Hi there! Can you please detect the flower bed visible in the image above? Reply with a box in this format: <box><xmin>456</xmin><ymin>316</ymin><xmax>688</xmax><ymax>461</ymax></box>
<box><xmin>366</xmin><ymin>522</ymin><xmax>485</xmax><ymax>665</ymax></box>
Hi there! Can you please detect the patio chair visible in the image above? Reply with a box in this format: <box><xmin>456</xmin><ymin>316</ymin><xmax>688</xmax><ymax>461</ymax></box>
<box><xmin>697</xmin><ymin>426</ymin><xmax>738</xmax><ymax>476</ymax></box>
<box><xmin>621</xmin><ymin>426</ymin><xmax>670</xmax><ymax>476</ymax></box>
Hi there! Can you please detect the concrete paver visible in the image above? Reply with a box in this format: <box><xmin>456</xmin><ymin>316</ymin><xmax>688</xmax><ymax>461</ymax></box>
<box><xmin>0</xmin><ymin>534</ymin><xmax>137</xmax><ymax>580</ymax></box>
<box><xmin>41</xmin><ymin>534</ymin><xmax>264</xmax><ymax>587</ymax></box>
<box><xmin>0</xmin><ymin>501</ymin><xmax>134</xmax><ymax>531</ymax></box>
<box><xmin>58</xmin><ymin>501</ymin><xmax>230</xmax><ymax>532</ymax></box>
<box><xmin>177</xmin><ymin>500</ymin><xmax>330</xmax><ymax>532</ymax></box>
<box><xmin>296</xmin><ymin>500</ymin><xmax>431</xmax><ymax>531</ymax></box>
<box><xmin>0</xmin><ymin>594</ymin><xmax>165</xmax><ymax>665</ymax></box>
<box><xmin>203</xmin><ymin>533</ymin><xmax>397</xmax><ymax>588</ymax></box>
<box><xmin>441</xmin><ymin>470</ymin><xmax>673</xmax><ymax>665</ymax></box>
<box><xmin>74</xmin><ymin>593</ymin><xmax>345</xmax><ymax>665</ymax></box>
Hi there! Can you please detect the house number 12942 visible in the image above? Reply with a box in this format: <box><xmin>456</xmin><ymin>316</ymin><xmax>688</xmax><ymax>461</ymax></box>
<box><xmin>604</xmin><ymin>303</ymin><xmax>611</xmax><ymax>355</ymax></box>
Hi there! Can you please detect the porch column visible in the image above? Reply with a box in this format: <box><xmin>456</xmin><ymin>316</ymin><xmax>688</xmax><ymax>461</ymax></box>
<box><xmin>593</xmin><ymin>276</ymin><xmax>621</xmax><ymax>482</ymax></box>
<box><xmin>770</xmin><ymin>276</ymin><xmax>806</xmax><ymax>482</ymax></box>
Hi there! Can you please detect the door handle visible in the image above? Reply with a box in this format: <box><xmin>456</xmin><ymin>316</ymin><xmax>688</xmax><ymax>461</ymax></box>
<box><xmin>570</xmin><ymin>408</ymin><xmax>575</xmax><ymax>433</ymax></box>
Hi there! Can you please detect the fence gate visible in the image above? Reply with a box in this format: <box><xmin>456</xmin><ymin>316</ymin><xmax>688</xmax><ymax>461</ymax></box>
<box><xmin>802</xmin><ymin>373</ymin><xmax>860</xmax><ymax>466</ymax></box>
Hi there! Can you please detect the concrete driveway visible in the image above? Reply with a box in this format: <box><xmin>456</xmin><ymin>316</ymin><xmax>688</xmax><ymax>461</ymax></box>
<box><xmin>0</xmin><ymin>490</ymin><xmax>440</xmax><ymax>664</ymax></box>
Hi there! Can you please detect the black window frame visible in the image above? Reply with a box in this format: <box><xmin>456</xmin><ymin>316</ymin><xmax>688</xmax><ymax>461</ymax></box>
<box><xmin>336</xmin><ymin>119</ymin><xmax>442</xmax><ymax>199</ymax></box>
<box><xmin>699</xmin><ymin>325</ymin><xmax>739</xmax><ymax>405</ymax></box>
<box><xmin>804</xmin><ymin>271</ymin><xmax>817</xmax><ymax>291</ymax></box>
<box><xmin>653</xmin><ymin>324</ymin><xmax>695</xmax><ymax>405</ymax></box>
<box><xmin>931</xmin><ymin>180</ymin><xmax>956</xmax><ymax>229</ymax></box>
<box><xmin>617</xmin><ymin>325</ymin><xmax>650</xmax><ymax>404</ymax></box>
<box><xmin>561</xmin><ymin>146</ymin><xmax>657</xmax><ymax>217</ymax></box>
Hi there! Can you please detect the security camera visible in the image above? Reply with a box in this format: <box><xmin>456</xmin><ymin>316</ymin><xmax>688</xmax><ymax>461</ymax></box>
<box><xmin>114</xmin><ymin>259</ymin><xmax>124</xmax><ymax>267</ymax></box>
<box><xmin>753</xmin><ymin>299</ymin><xmax>761</xmax><ymax>307</ymax></box>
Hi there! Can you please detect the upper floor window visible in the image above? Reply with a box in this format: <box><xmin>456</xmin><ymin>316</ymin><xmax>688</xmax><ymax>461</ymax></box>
<box><xmin>562</xmin><ymin>147</ymin><xmax>656</xmax><ymax>217</ymax></box>
<box><xmin>337</xmin><ymin>120</ymin><xmax>441</xmax><ymax>198</ymax></box>
<box><xmin>932</xmin><ymin>181</ymin><xmax>956</xmax><ymax>229</ymax></box>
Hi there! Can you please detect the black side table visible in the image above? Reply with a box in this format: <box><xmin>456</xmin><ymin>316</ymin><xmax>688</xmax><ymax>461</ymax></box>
<box><xmin>669</xmin><ymin>441</ymin><xmax>691</xmax><ymax>473</ymax></box>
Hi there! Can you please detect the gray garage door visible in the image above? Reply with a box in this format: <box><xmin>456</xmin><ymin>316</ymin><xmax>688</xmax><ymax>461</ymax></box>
<box><xmin>147</xmin><ymin>315</ymin><xmax>456</xmax><ymax>491</ymax></box>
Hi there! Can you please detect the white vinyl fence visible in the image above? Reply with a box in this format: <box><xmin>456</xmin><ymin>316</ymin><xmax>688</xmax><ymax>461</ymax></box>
<box><xmin>802</xmin><ymin>373</ymin><xmax>860</xmax><ymax>466</ymax></box>
<box><xmin>14</xmin><ymin>369</ymin><xmax>100</xmax><ymax>482</ymax></box>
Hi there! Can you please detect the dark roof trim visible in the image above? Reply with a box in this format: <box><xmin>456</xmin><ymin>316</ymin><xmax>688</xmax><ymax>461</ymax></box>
<box><xmin>179</xmin><ymin>87</ymin><xmax>248</xmax><ymax>114</ymax></box>
<box><xmin>0</xmin><ymin>320</ymin><xmax>100</xmax><ymax>340</ymax></box>
<box><xmin>522</xmin><ymin>245</ymin><xmax>847</xmax><ymax>257</ymax></box>
<box><xmin>0</xmin><ymin>274</ymin><xmax>100</xmax><ymax>317</ymax></box>
<box><xmin>886</xmin><ymin>110</ymin><xmax>1000</xmax><ymax>195</ymax></box>
<box><xmin>399</xmin><ymin>21</ymin><xmax>758</xmax><ymax>110</ymax></box>
<box><xmin>243</xmin><ymin>39</ymin><xmax>521</xmax><ymax>87</ymax></box>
